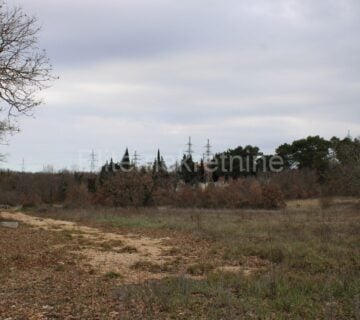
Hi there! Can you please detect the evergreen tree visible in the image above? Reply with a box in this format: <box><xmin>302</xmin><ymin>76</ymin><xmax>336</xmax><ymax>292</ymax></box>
<box><xmin>256</xmin><ymin>155</ymin><xmax>283</xmax><ymax>173</ymax></box>
<box><xmin>330</xmin><ymin>136</ymin><xmax>360</xmax><ymax>165</ymax></box>
<box><xmin>198</xmin><ymin>158</ymin><xmax>206</xmax><ymax>183</ymax></box>
<box><xmin>119</xmin><ymin>148</ymin><xmax>132</xmax><ymax>171</ymax></box>
<box><xmin>109</xmin><ymin>158</ymin><xmax>114</xmax><ymax>172</ymax></box>
<box><xmin>179</xmin><ymin>154</ymin><xmax>198</xmax><ymax>184</ymax></box>
<box><xmin>213</xmin><ymin>145</ymin><xmax>261</xmax><ymax>180</ymax></box>
<box><xmin>276</xmin><ymin>136</ymin><xmax>332</xmax><ymax>172</ymax></box>
<box><xmin>153</xmin><ymin>149</ymin><xmax>167</xmax><ymax>174</ymax></box>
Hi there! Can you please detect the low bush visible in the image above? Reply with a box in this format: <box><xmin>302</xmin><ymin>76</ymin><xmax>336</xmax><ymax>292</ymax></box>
<box><xmin>266</xmin><ymin>169</ymin><xmax>320</xmax><ymax>199</ymax></box>
<box><xmin>1</xmin><ymin>163</ymin><xmax>355</xmax><ymax>210</ymax></box>
<box><xmin>64</xmin><ymin>183</ymin><xmax>91</xmax><ymax>209</ymax></box>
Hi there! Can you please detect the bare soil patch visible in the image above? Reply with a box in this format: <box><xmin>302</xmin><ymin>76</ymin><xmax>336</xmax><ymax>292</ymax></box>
<box><xmin>0</xmin><ymin>211</ymin><xmax>179</xmax><ymax>283</ymax></box>
<box><xmin>0</xmin><ymin>209</ymin><xmax>273</xmax><ymax>319</ymax></box>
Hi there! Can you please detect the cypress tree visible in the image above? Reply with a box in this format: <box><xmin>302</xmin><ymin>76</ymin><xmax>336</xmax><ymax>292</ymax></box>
<box><xmin>198</xmin><ymin>158</ymin><xmax>206</xmax><ymax>183</ymax></box>
<box><xmin>153</xmin><ymin>149</ymin><xmax>167</xmax><ymax>174</ymax></box>
<box><xmin>109</xmin><ymin>158</ymin><xmax>114</xmax><ymax>172</ymax></box>
<box><xmin>180</xmin><ymin>154</ymin><xmax>197</xmax><ymax>184</ymax></box>
<box><xmin>119</xmin><ymin>148</ymin><xmax>131</xmax><ymax>171</ymax></box>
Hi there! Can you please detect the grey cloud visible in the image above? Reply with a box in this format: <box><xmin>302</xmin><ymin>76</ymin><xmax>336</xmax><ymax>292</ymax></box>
<box><xmin>2</xmin><ymin>0</ymin><xmax>360</xmax><ymax>171</ymax></box>
<box><xmin>16</xmin><ymin>0</ymin><xmax>360</xmax><ymax>65</ymax></box>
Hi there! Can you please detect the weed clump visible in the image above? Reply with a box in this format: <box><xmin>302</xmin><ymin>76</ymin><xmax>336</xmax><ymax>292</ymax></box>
<box><xmin>131</xmin><ymin>260</ymin><xmax>162</xmax><ymax>273</ymax></box>
<box><xmin>187</xmin><ymin>263</ymin><xmax>215</xmax><ymax>276</ymax></box>
<box><xmin>104</xmin><ymin>271</ymin><xmax>122</xmax><ymax>279</ymax></box>
<box><xmin>118</xmin><ymin>246</ymin><xmax>138</xmax><ymax>254</ymax></box>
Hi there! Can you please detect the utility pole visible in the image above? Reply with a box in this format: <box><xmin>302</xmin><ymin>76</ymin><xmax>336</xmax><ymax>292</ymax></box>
<box><xmin>89</xmin><ymin>150</ymin><xmax>97</xmax><ymax>172</ymax></box>
<box><xmin>185</xmin><ymin>136</ymin><xmax>194</xmax><ymax>157</ymax></box>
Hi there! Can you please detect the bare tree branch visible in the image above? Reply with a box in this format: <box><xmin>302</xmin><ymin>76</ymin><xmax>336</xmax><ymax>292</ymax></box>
<box><xmin>0</xmin><ymin>1</ymin><xmax>55</xmax><ymax>139</ymax></box>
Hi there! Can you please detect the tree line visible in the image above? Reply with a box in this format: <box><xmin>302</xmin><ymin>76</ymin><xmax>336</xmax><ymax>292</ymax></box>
<box><xmin>99</xmin><ymin>135</ymin><xmax>360</xmax><ymax>185</ymax></box>
<box><xmin>1</xmin><ymin>134</ymin><xmax>358</xmax><ymax>210</ymax></box>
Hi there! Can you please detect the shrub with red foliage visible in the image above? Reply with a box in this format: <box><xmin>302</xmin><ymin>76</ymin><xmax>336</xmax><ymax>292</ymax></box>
<box><xmin>20</xmin><ymin>193</ymin><xmax>42</xmax><ymax>208</ymax></box>
<box><xmin>173</xmin><ymin>178</ymin><xmax>286</xmax><ymax>209</ymax></box>
<box><xmin>175</xmin><ymin>184</ymin><xmax>199</xmax><ymax>208</ymax></box>
<box><xmin>0</xmin><ymin>165</ymin><xmax>347</xmax><ymax>210</ymax></box>
<box><xmin>64</xmin><ymin>183</ymin><xmax>91</xmax><ymax>209</ymax></box>
<box><xmin>261</xmin><ymin>183</ymin><xmax>286</xmax><ymax>209</ymax></box>
<box><xmin>96</xmin><ymin>171</ymin><xmax>156</xmax><ymax>207</ymax></box>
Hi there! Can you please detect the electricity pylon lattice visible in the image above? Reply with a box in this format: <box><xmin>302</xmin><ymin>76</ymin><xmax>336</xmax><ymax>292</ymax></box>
<box><xmin>89</xmin><ymin>150</ymin><xmax>98</xmax><ymax>172</ymax></box>
<box><xmin>186</xmin><ymin>136</ymin><xmax>194</xmax><ymax>157</ymax></box>
<box><xmin>204</xmin><ymin>139</ymin><xmax>212</xmax><ymax>163</ymax></box>
<box><xmin>204</xmin><ymin>139</ymin><xmax>213</xmax><ymax>183</ymax></box>
<box><xmin>133</xmin><ymin>151</ymin><xmax>140</xmax><ymax>167</ymax></box>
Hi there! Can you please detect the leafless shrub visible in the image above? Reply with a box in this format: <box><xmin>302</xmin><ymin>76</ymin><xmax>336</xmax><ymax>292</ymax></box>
<box><xmin>261</xmin><ymin>183</ymin><xmax>286</xmax><ymax>209</ymax></box>
<box><xmin>97</xmin><ymin>171</ymin><xmax>156</xmax><ymax>207</ymax></box>
<box><xmin>324</xmin><ymin>164</ymin><xmax>360</xmax><ymax>197</ymax></box>
<box><xmin>266</xmin><ymin>169</ymin><xmax>320</xmax><ymax>199</ymax></box>
<box><xmin>64</xmin><ymin>183</ymin><xmax>91</xmax><ymax>209</ymax></box>
<box><xmin>20</xmin><ymin>193</ymin><xmax>41</xmax><ymax>208</ymax></box>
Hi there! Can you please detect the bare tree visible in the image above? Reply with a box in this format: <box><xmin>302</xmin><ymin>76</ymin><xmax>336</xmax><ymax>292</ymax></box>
<box><xmin>0</xmin><ymin>1</ymin><xmax>54</xmax><ymax>138</ymax></box>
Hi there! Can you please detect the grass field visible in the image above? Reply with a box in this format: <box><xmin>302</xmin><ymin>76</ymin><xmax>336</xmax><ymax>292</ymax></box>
<box><xmin>1</xmin><ymin>198</ymin><xmax>359</xmax><ymax>319</ymax></box>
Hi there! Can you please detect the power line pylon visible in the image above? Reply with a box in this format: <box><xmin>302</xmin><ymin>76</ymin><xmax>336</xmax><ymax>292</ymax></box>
<box><xmin>132</xmin><ymin>151</ymin><xmax>140</xmax><ymax>167</ymax></box>
<box><xmin>204</xmin><ymin>139</ymin><xmax>213</xmax><ymax>183</ymax></box>
<box><xmin>185</xmin><ymin>136</ymin><xmax>194</xmax><ymax>157</ymax></box>
<box><xmin>204</xmin><ymin>139</ymin><xmax>212</xmax><ymax>163</ymax></box>
<box><xmin>346</xmin><ymin>130</ymin><xmax>352</xmax><ymax>139</ymax></box>
<box><xmin>89</xmin><ymin>150</ymin><xmax>98</xmax><ymax>172</ymax></box>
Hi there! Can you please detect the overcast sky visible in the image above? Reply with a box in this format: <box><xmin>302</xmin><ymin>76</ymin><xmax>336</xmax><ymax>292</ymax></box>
<box><xmin>1</xmin><ymin>0</ymin><xmax>360</xmax><ymax>171</ymax></box>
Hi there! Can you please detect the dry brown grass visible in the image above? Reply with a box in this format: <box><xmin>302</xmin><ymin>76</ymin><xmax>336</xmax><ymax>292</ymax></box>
<box><xmin>1</xmin><ymin>197</ymin><xmax>359</xmax><ymax>319</ymax></box>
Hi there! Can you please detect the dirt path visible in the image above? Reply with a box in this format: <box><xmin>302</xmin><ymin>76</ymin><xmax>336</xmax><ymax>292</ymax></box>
<box><xmin>0</xmin><ymin>211</ymin><xmax>178</xmax><ymax>283</ymax></box>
